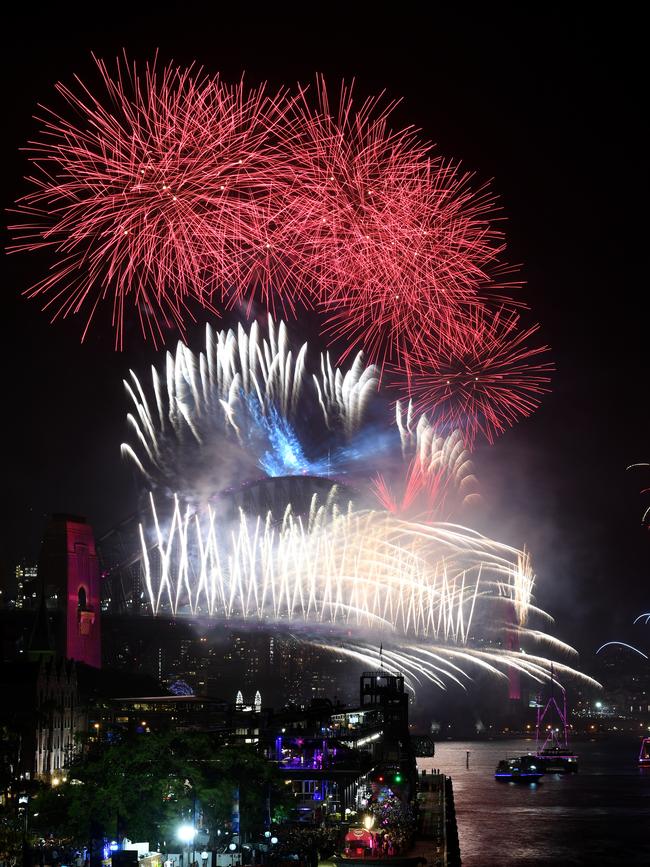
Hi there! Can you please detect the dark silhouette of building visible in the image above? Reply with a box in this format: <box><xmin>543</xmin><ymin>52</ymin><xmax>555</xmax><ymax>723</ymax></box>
<box><xmin>359</xmin><ymin>671</ymin><xmax>410</xmax><ymax>757</ymax></box>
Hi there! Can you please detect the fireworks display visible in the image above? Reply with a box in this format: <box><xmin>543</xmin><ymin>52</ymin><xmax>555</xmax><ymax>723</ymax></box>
<box><xmin>121</xmin><ymin>318</ymin><xmax>477</xmax><ymax>520</ymax></box>
<box><xmin>121</xmin><ymin>316</ymin><xmax>383</xmax><ymax>500</ymax></box>
<box><xmin>9</xmin><ymin>54</ymin><xmax>550</xmax><ymax>448</ymax></box>
<box><xmin>280</xmin><ymin>78</ymin><xmax>506</xmax><ymax>370</ymax></box>
<box><xmin>138</xmin><ymin>490</ymin><xmax>596</xmax><ymax>693</ymax></box>
<box><xmin>372</xmin><ymin>403</ymin><xmax>480</xmax><ymax>519</ymax></box>
<box><xmin>141</xmin><ymin>494</ymin><xmax>488</xmax><ymax>633</ymax></box>
<box><xmin>627</xmin><ymin>462</ymin><xmax>650</xmax><ymax>529</ymax></box>
<box><xmin>122</xmin><ymin>317</ymin><xmax>591</xmax><ymax>694</ymax></box>
<box><xmin>7</xmin><ymin>53</ymin><xmax>586</xmax><ymax>696</ymax></box>
<box><xmin>9</xmin><ymin>55</ymin><xmax>293</xmax><ymax>345</ymax></box>
<box><xmin>400</xmin><ymin>308</ymin><xmax>553</xmax><ymax>445</ymax></box>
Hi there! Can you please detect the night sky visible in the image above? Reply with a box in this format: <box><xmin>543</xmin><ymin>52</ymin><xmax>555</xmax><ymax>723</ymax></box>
<box><xmin>2</xmin><ymin>8</ymin><xmax>647</xmax><ymax>665</ymax></box>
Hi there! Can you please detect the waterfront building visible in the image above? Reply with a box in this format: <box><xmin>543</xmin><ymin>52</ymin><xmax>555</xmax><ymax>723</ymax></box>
<box><xmin>0</xmin><ymin>655</ymin><xmax>84</xmax><ymax>783</ymax></box>
<box><xmin>108</xmin><ymin>694</ymin><xmax>229</xmax><ymax>732</ymax></box>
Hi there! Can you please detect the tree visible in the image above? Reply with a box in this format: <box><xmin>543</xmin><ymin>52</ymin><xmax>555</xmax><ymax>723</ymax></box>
<box><xmin>30</xmin><ymin>730</ymin><xmax>290</xmax><ymax>847</ymax></box>
<box><xmin>0</xmin><ymin>808</ymin><xmax>23</xmax><ymax>867</ymax></box>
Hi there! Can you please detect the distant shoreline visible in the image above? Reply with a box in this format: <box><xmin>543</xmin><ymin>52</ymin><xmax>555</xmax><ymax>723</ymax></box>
<box><xmin>418</xmin><ymin>732</ymin><xmax>637</xmax><ymax>743</ymax></box>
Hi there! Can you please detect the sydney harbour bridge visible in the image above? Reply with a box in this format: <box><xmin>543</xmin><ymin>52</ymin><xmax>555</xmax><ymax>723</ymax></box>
<box><xmin>97</xmin><ymin>473</ymin><xmax>350</xmax><ymax>616</ymax></box>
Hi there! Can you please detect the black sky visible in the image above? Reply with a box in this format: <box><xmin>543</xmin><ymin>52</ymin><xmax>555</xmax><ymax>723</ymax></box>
<box><xmin>2</xmin><ymin>7</ymin><xmax>648</xmax><ymax>663</ymax></box>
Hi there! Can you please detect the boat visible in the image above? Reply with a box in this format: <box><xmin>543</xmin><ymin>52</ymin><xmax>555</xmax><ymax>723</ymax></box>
<box><xmin>495</xmin><ymin>755</ymin><xmax>544</xmax><ymax>782</ymax></box>
<box><xmin>533</xmin><ymin>668</ymin><xmax>579</xmax><ymax>773</ymax></box>
<box><xmin>536</xmin><ymin>747</ymin><xmax>579</xmax><ymax>773</ymax></box>
<box><xmin>639</xmin><ymin>737</ymin><xmax>650</xmax><ymax>766</ymax></box>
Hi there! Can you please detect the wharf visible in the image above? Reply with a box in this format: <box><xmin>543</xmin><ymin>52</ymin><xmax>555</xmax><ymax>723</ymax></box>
<box><xmin>410</xmin><ymin>770</ymin><xmax>460</xmax><ymax>867</ymax></box>
<box><xmin>324</xmin><ymin>772</ymin><xmax>460</xmax><ymax>867</ymax></box>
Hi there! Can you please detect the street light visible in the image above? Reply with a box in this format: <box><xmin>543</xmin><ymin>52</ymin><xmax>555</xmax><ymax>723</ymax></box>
<box><xmin>178</xmin><ymin>825</ymin><xmax>197</xmax><ymax>844</ymax></box>
<box><xmin>177</xmin><ymin>824</ymin><xmax>196</xmax><ymax>867</ymax></box>
<box><xmin>18</xmin><ymin>794</ymin><xmax>29</xmax><ymax>867</ymax></box>
<box><xmin>363</xmin><ymin>816</ymin><xmax>375</xmax><ymax>831</ymax></box>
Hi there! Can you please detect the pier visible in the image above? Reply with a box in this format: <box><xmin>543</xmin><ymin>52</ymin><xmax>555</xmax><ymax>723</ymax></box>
<box><xmin>410</xmin><ymin>770</ymin><xmax>461</xmax><ymax>867</ymax></box>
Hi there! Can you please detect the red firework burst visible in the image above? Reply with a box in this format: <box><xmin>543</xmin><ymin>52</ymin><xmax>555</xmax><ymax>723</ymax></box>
<box><xmin>9</xmin><ymin>60</ymin><xmax>550</xmax><ymax>455</ymax></box>
<box><xmin>8</xmin><ymin>54</ymin><xmax>291</xmax><ymax>347</ymax></box>
<box><xmin>371</xmin><ymin>458</ymin><xmax>463</xmax><ymax>519</ymax></box>
<box><xmin>400</xmin><ymin>309</ymin><xmax>553</xmax><ymax>446</ymax></box>
<box><xmin>372</xmin><ymin>416</ymin><xmax>480</xmax><ymax>519</ymax></box>
<box><xmin>283</xmin><ymin>78</ymin><xmax>510</xmax><ymax>370</ymax></box>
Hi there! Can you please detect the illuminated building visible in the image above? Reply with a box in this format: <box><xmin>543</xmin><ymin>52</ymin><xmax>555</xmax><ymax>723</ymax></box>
<box><xmin>14</xmin><ymin>562</ymin><xmax>38</xmax><ymax>610</ymax></box>
<box><xmin>0</xmin><ymin>606</ymin><xmax>85</xmax><ymax>784</ymax></box>
<box><xmin>39</xmin><ymin>514</ymin><xmax>102</xmax><ymax>668</ymax></box>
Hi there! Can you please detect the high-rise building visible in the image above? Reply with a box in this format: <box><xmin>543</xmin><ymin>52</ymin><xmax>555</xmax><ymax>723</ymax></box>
<box><xmin>101</xmin><ymin>618</ymin><xmax>361</xmax><ymax>705</ymax></box>
<box><xmin>14</xmin><ymin>562</ymin><xmax>38</xmax><ymax>609</ymax></box>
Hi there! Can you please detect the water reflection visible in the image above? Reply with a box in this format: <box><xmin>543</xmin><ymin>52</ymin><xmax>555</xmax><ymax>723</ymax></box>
<box><xmin>418</xmin><ymin>737</ymin><xmax>650</xmax><ymax>866</ymax></box>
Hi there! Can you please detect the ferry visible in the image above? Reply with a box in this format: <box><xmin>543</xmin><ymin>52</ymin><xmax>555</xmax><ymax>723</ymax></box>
<box><xmin>495</xmin><ymin>755</ymin><xmax>544</xmax><ymax>783</ymax></box>
<box><xmin>536</xmin><ymin>747</ymin><xmax>579</xmax><ymax>774</ymax></box>
<box><xmin>639</xmin><ymin>737</ymin><xmax>650</xmax><ymax>767</ymax></box>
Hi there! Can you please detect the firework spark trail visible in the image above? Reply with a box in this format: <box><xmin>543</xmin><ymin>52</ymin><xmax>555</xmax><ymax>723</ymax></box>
<box><xmin>121</xmin><ymin>317</ymin><xmax>381</xmax><ymax>493</ymax></box>
<box><xmin>8</xmin><ymin>54</ymin><xmax>296</xmax><ymax>347</ymax></box>
<box><xmin>10</xmin><ymin>60</ymin><xmax>551</xmax><ymax>446</ymax></box>
<box><xmin>507</xmin><ymin>548</ymin><xmax>534</xmax><ymax>627</ymax></box>
<box><xmin>139</xmin><ymin>492</ymin><xmax>567</xmax><ymax>670</ymax></box>
<box><xmin>141</xmin><ymin>493</ymin><xmax>492</xmax><ymax>638</ymax></box>
<box><xmin>313</xmin><ymin>352</ymin><xmax>379</xmax><ymax>438</ymax></box>
<box><xmin>507</xmin><ymin>627</ymin><xmax>577</xmax><ymax>657</ymax></box>
<box><xmin>626</xmin><ymin>462</ymin><xmax>650</xmax><ymax>528</ymax></box>
<box><xmin>283</xmin><ymin>77</ymin><xmax>510</xmax><ymax>372</ymax></box>
<box><xmin>596</xmin><ymin>641</ymin><xmax>648</xmax><ymax>659</ymax></box>
<box><xmin>400</xmin><ymin>308</ymin><xmax>553</xmax><ymax>446</ymax></box>
<box><xmin>373</xmin><ymin>401</ymin><xmax>480</xmax><ymax>519</ymax></box>
<box><xmin>314</xmin><ymin>640</ymin><xmax>600</xmax><ymax>695</ymax></box>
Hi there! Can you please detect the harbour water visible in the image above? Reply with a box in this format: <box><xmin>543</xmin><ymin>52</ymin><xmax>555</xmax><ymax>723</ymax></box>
<box><xmin>418</xmin><ymin>737</ymin><xmax>650</xmax><ymax>865</ymax></box>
